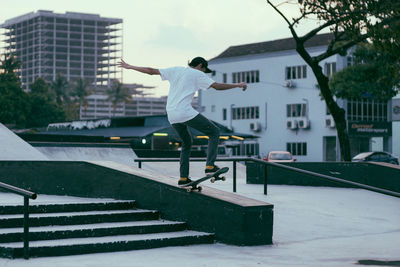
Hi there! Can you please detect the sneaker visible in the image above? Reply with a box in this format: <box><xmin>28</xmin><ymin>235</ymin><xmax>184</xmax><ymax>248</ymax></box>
<box><xmin>178</xmin><ymin>177</ymin><xmax>192</xmax><ymax>186</ymax></box>
<box><xmin>205</xmin><ymin>165</ymin><xmax>220</xmax><ymax>174</ymax></box>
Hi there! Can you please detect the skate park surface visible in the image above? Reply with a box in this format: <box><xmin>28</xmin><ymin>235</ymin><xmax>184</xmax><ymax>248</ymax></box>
<box><xmin>0</xmin><ymin>123</ymin><xmax>399</xmax><ymax>266</ymax></box>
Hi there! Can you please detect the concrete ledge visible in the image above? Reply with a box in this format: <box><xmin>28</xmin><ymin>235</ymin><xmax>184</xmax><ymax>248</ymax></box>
<box><xmin>0</xmin><ymin>161</ymin><xmax>273</xmax><ymax>245</ymax></box>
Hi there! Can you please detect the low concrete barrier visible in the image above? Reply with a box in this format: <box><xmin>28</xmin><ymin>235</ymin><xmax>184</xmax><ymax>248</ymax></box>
<box><xmin>247</xmin><ymin>162</ymin><xmax>400</xmax><ymax>194</ymax></box>
<box><xmin>0</xmin><ymin>160</ymin><xmax>273</xmax><ymax>245</ymax></box>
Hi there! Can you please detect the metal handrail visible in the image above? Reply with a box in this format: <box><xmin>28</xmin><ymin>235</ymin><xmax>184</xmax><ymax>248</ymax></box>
<box><xmin>134</xmin><ymin>157</ymin><xmax>400</xmax><ymax>198</ymax></box>
<box><xmin>0</xmin><ymin>181</ymin><xmax>37</xmax><ymax>259</ymax></box>
<box><xmin>250</xmin><ymin>158</ymin><xmax>400</xmax><ymax>198</ymax></box>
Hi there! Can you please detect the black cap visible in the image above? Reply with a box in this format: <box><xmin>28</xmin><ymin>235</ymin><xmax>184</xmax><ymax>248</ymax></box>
<box><xmin>188</xmin><ymin>57</ymin><xmax>212</xmax><ymax>73</ymax></box>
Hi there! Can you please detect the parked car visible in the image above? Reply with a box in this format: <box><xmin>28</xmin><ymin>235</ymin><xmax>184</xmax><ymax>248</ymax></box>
<box><xmin>264</xmin><ymin>151</ymin><xmax>296</xmax><ymax>162</ymax></box>
<box><xmin>352</xmin><ymin>151</ymin><xmax>399</xmax><ymax>165</ymax></box>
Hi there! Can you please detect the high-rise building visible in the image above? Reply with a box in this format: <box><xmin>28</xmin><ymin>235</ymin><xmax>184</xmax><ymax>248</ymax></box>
<box><xmin>1</xmin><ymin>10</ymin><xmax>122</xmax><ymax>90</ymax></box>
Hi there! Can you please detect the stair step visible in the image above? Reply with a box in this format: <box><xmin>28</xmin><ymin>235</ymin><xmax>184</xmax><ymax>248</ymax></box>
<box><xmin>0</xmin><ymin>220</ymin><xmax>188</xmax><ymax>242</ymax></box>
<box><xmin>0</xmin><ymin>231</ymin><xmax>215</xmax><ymax>258</ymax></box>
<box><xmin>0</xmin><ymin>201</ymin><xmax>137</xmax><ymax>214</ymax></box>
<box><xmin>0</xmin><ymin>209</ymin><xmax>159</xmax><ymax>228</ymax></box>
<box><xmin>0</xmin><ymin>199</ymin><xmax>216</xmax><ymax>258</ymax></box>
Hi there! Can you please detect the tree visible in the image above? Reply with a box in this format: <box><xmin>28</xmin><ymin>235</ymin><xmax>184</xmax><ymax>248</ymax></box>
<box><xmin>106</xmin><ymin>80</ymin><xmax>132</xmax><ymax>117</ymax></box>
<box><xmin>0</xmin><ymin>55</ymin><xmax>29</xmax><ymax>126</ymax></box>
<box><xmin>26</xmin><ymin>78</ymin><xmax>66</xmax><ymax>128</ymax></box>
<box><xmin>329</xmin><ymin>43</ymin><xmax>400</xmax><ymax>100</ymax></box>
<box><xmin>266</xmin><ymin>0</ymin><xmax>400</xmax><ymax>161</ymax></box>
<box><xmin>70</xmin><ymin>78</ymin><xmax>93</xmax><ymax>120</ymax></box>
<box><xmin>51</xmin><ymin>73</ymin><xmax>70</xmax><ymax>106</ymax></box>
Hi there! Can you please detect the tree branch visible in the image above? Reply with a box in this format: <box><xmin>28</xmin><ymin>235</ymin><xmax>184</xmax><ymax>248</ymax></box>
<box><xmin>266</xmin><ymin>0</ymin><xmax>300</xmax><ymax>40</ymax></box>
<box><xmin>300</xmin><ymin>20</ymin><xmax>336</xmax><ymax>42</ymax></box>
<box><xmin>314</xmin><ymin>34</ymin><xmax>368</xmax><ymax>62</ymax></box>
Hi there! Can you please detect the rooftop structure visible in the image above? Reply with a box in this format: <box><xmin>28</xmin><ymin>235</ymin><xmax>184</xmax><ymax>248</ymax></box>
<box><xmin>211</xmin><ymin>33</ymin><xmax>334</xmax><ymax>60</ymax></box>
<box><xmin>1</xmin><ymin>10</ymin><xmax>122</xmax><ymax>90</ymax></box>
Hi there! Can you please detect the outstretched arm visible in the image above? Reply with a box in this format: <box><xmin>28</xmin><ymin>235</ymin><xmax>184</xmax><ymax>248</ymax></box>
<box><xmin>210</xmin><ymin>82</ymin><xmax>247</xmax><ymax>91</ymax></box>
<box><xmin>117</xmin><ymin>59</ymin><xmax>160</xmax><ymax>75</ymax></box>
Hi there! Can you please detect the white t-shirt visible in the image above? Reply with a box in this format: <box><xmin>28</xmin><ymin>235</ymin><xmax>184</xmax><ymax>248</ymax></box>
<box><xmin>159</xmin><ymin>66</ymin><xmax>214</xmax><ymax>124</ymax></box>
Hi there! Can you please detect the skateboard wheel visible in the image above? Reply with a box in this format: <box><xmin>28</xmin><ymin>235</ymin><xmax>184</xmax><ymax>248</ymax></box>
<box><xmin>186</xmin><ymin>188</ymin><xmax>191</xmax><ymax>192</ymax></box>
<box><xmin>210</xmin><ymin>178</ymin><xmax>215</xmax><ymax>183</ymax></box>
<box><xmin>198</xmin><ymin>186</ymin><xmax>202</xmax><ymax>192</ymax></box>
<box><xmin>221</xmin><ymin>176</ymin><xmax>226</xmax><ymax>181</ymax></box>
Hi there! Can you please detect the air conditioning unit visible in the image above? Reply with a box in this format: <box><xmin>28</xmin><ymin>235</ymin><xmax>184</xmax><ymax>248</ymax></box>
<box><xmin>286</xmin><ymin>119</ymin><xmax>298</xmax><ymax>130</ymax></box>
<box><xmin>298</xmin><ymin>118</ymin><xmax>310</xmax><ymax>129</ymax></box>
<box><xmin>325</xmin><ymin>116</ymin><xmax>335</xmax><ymax>128</ymax></box>
<box><xmin>250</xmin><ymin>122</ymin><xmax>261</xmax><ymax>132</ymax></box>
<box><xmin>284</xmin><ymin>80</ymin><xmax>296</xmax><ymax>88</ymax></box>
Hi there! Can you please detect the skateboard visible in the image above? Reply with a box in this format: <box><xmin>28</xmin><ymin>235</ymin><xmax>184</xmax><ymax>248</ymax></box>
<box><xmin>181</xmin><ymin>167</ymin><xmax>229</xmax><ymax>192</ymax></box>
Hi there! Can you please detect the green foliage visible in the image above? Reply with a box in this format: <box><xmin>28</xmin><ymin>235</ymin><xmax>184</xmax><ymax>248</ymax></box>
<box><xmin>70</xmin><ymin>78</ymin><xmax>92</xmax><ymax>106</ymax></box>
<box><xmin>329</xmin><ymin>43</ymin><xmax>400</xmax><ymax>100</ymax></box>
<box><xmin>298</xmin><ymin>0</ymin><xmax>400</xmax><ymax>37</ymax></box>
<box><xmin>69</xmin><ymin>78</ymin><xmax>93</xmax><ymax>120</ymax></box>
<box><xmin>51</xmin><ymin>73</ymin><xmax>70</xmax><ymax>106</ymax></box>
<box><xmin>106</xmin><ymin>80</ymin><xmax>132</xmax><ymax>115</ymax></box>
<box><xmin>0</xmin><ymin>55</ymin><xmax>29</xmax><ymax>126</ymax></box>
<box><xmin>26</xmin><ymin>78</ymin><xmax>66</xmax><ymax>128</ymax></box>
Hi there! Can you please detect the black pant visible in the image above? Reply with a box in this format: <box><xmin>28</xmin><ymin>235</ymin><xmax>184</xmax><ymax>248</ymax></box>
<box><xmin>172</xmin><ymin>114</ymin><xmax>220</xmax><ymax>178</ymax></box>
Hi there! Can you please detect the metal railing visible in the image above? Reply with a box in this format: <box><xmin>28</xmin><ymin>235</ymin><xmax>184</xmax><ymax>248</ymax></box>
<box><xmin>0</xmin><ymin>181</ymin><xmax>37</xmax><ymax>259</ymax></box>
<box><xmin>134</xmin><ymin>157</ymin><xmax>400</xmax><ymax>198</ymax></box>
<box><xmin>135</xmin><ymin>157</ymin><xmax>247</xmax><ymax>193</ymax></box>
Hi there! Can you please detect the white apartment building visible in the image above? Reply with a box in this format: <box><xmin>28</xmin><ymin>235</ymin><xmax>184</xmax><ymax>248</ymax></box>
<box><xmin>201</xmin><ymin>33</ymin><xmax>394</xmax><ymax>161</ymax></box>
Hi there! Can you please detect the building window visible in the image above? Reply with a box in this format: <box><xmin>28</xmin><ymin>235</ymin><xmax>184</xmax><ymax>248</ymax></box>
<box><xmin>286</xmin><ymin>103</ymin><xmax>306</xmax><ymax>117</ymax></box>
<box><xmin>211</xmin><ymin>105</ymin><xmax>216</xmax><ymax>112</ymax></box>
<box><xmin>223</xmin><ymin>73</ymin><xmax>227</xmax><ymax>83</ymax></box>
<box><xmin>347</xmin><ymin>98</ymin><xmax>387</xmax><ymax>121</ymax></box>
<box><xmin>285</xmin><ymin>65</ymin><xmax>307</xmax><ymax>80</ymax></box>
<box><xmin>223</xmin><ymin>108</ymin><xmax>227</xmax><ymax>120</ymax></box>
<box><xmin>232</xmin><ymin>70</ymin><xmax>260</xmax><ymax>84</ymax></box>
<box><xmin>287</xmin><ymin>142</ymin><xmax>307</xmax><ymax>156</ymax></box>
<box><xmin>347</xmin><ymin>56</ymin><xmax>354</xmax><ymax>66</ymax></box>
<box><xmin>324</xmin><ymin>62</ymin><xmax>336</xmax><ymax>77</ymax></box>
<box><xmin>232</xmin><ymin>106</ymin><xmax>259</xmax><ymax>120</ymax></box>
<box><xmin>232</xmin><ymin>142</ymin><xmax>259</xmax><ymax>156</ymax></box>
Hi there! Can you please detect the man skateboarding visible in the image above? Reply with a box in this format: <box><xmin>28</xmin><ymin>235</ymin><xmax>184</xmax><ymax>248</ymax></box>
<box><xmin>118</xmin><ymin>57</ymin><xmax>247</xmax><ymax>186</ymax></box>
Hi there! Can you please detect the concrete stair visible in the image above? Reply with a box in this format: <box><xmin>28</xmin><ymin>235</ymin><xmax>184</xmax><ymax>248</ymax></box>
<box><xmin>0</xmin><ymin>200</ymin><xmax>214</xmax><ymax>258</ymax></box>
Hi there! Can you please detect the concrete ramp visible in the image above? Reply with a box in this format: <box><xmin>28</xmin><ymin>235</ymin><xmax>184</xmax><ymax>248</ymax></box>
<box><xmin>32</xmin><ymin>143</ymin><xmax>137</xmax><ymax>167</ymax></box>
<box><xmin>0</xmin><ymin>123</ymin><xmax>48</xmax><ymax>160</ymax></box>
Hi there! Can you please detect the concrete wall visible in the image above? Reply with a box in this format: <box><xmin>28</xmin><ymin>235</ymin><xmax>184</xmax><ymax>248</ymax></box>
<box><xmin>246</xmin><ymin>162</ymin><xmax>400</xmax><ymax>194</ymax></box>
<box><xmin>0</xmin><ymin>160</ymin><xmax>274</xmax><ymax>245</ymax></box>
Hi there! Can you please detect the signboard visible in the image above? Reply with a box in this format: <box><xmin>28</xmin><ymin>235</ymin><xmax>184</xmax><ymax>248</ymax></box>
<box><xmin>392</xmin><ymin>98</ymin><xmax>400</xmax><ymax>121</ymax></box>
<box><xmin>348</xmin><ymin>121</ymin><xmax>392</xmax><ymax>136</ymax></box>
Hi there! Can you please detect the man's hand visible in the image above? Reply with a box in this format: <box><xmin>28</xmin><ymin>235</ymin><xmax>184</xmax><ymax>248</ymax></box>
<box><xmin>117</xmin><ymin>59</ymin><xmax>131</xmax><ymax>69</ymax></box>
<box><xmin>239</xmin><ymin>82</ymin><xmax>247</xmax><ymax>91</ymax></box>
<box><xmin>116</xmin><ymin>59</ymin><xmax>160</xmax><ymax>75</ymax></box>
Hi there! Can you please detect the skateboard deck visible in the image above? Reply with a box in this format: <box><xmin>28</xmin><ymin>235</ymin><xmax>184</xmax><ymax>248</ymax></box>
<box><xmin>181</xmin><ymin>167</ymin><xmax>229</xmax><ymax>192</ymax></box>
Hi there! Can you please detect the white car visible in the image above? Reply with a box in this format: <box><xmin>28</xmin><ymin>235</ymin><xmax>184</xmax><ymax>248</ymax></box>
<box><xmin>265</xmin><ymin>151</ymin><xmax>296</xmax><ymax>162</ymax></box>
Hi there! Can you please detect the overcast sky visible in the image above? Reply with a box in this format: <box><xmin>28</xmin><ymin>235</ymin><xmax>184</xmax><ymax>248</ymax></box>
<box><xmin>0</xmin><ymin>0</ymin><xmax>321</xmax><ymax>96</ymax></box>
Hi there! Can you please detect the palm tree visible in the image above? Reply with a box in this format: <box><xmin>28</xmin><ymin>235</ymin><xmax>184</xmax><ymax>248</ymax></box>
<box><xmin>70</xmin><ymin>78</ymin><xmax>93</xmax><ymax>119</ymax></box>
<box><xmin>51</xmin><ymin>73</ymin><xmax>69</xmax><ymax>106</ymax></box>
<box><xmin>106</xmin><ymin>79</ymin><xmax>132</xmax><ymax>117</ymax></box>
